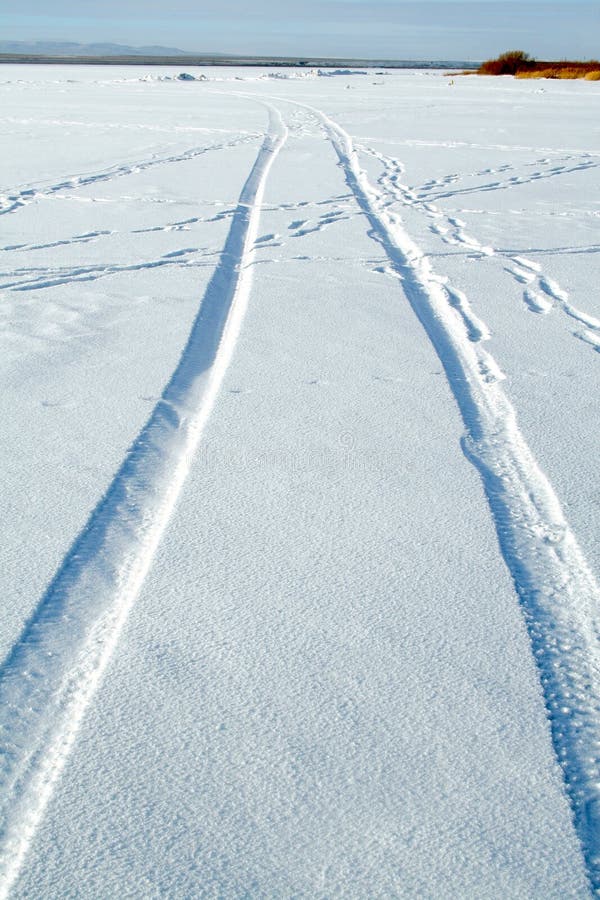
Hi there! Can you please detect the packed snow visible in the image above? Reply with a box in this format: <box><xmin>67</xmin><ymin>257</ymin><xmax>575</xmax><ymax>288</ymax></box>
<box><xmin>0</xmin><ymin>64</ymin><xmax>599</xmax><ymax>897</ymax></box>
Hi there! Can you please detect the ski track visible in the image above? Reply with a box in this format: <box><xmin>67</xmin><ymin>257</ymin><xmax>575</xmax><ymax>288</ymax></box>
<box><xmin>283</xmin><ymin>97</ymin><xmax>600</xmax><ymax>894</ymax></box>
<box><xmin>0</xmin><ymin>103</ymin><xmax>287</xmax><ymax>898</ymax></box>
<box><xmin>358</xmin><ymin>144</ymin><xmax>600</xmax><ymax>356</ymax></box>
<box><xmin>0</xmin><ymin>132</ymin><xmax>260</xmax><ymax>217</ymax></box>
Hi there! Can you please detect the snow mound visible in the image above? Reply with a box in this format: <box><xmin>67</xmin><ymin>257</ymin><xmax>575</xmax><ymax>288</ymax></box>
<box><xmin>177</xmin><ymin>72</ymin><xmax>208</xmax><ymax>82</ymax></box>
<box><xmin>317</xmin><ymin>69</ymin><xmax>368</xmax><ymax>77</ymax></box>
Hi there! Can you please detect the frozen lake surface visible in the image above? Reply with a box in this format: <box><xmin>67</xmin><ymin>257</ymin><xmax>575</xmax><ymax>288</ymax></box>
<box><xmin>0</xmin><ymin>65</ymin><xmax>599</xmax><ymax>897</ymax></box>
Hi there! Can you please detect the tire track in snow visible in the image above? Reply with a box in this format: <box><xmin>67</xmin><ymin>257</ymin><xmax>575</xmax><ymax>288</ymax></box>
<box><xmin>0</xmin><ymin>104</ymin><xmax>287</xmax><ymax>898</ymax></box>
<box><xmin>288</xmin><ymin>98</ymin><xmax>600</xmax><ymax>894</ymax></box>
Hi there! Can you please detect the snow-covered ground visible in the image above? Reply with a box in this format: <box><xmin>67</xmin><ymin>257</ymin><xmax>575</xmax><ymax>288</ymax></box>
<box><xmin>1</xmin><ymin>65</ymin><xmax>599</xmax><ymax>897</ymax></box>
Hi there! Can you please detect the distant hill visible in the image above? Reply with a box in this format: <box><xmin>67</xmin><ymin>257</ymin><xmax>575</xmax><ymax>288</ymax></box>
<box><xmin>0</xmin><ymin>42</ymin><xmax>479</xmax><ymax>69</ymax></box>
<box><xmin>0</xmin><ymin>41</ymin><xmax>203</xmax><ymax>57</ymax></box>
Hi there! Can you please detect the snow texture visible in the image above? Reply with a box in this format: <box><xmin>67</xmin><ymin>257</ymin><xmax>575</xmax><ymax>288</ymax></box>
<box><xmin>0</xmin><ymin>65</ymin><xmax>599</xmax><ymax>897</ymax></box>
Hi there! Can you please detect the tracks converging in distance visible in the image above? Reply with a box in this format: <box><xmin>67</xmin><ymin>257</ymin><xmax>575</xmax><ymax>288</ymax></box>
<box><xmin>0</xmin><ymin>87</ymin><xmax>599</xmax><ymax>896</ymax></box>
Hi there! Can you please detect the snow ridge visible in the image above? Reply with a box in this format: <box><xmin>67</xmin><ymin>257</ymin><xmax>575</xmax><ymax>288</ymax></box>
<box><xmin>293</xmin><ymin>99</ymin><xmax>600</xmax><ymax>893</ymax></box>
<box><xmin>0</xmin><ymin>105</ymin><xmax>287</xmax><ymax>898</ymax></box>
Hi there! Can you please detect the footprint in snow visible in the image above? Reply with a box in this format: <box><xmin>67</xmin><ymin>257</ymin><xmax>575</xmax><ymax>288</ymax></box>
<box><xmin>506</xmin><ymin>266</ymin><xmax>535</xmax><ymax>285</ymax></box>
<box><xmin>162</xmin><ymin>248</ymin><xmax>197</xmax><ymax>259</ymax></box>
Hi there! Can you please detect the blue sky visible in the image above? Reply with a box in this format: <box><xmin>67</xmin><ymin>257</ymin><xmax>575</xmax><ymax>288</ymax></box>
<box><xmin>2</xmin><ymin>1</ymin><xmax>598</xmax><ymax>60</ymax></box>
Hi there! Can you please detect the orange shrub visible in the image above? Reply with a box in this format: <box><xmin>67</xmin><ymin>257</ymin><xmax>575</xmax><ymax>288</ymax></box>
<box><xmin>479</xmin><ymin>50</ymin><xmax>533</xmax><ymax>75</ymax></box>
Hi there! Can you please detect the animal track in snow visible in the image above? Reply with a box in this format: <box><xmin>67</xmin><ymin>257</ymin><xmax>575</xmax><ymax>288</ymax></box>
<box><xmin>0</xmin><ymin>248</ymin><xmax>218</xmax><ymax>293</ymax></box>
<box><xmin>416</xmin><ymin>156</ymin><xmax>599</xmax><ymax>203</ymax></box>
<box><xmin>362</xmin><ymin>145</ymin><xmax>600</xmax><ymax>358</ymax></box>
<box><xmin>289</xmin><ymin>207</ymin><xmax>350</xmax><ymax>238</ymax></box>
<box><xmin>523</xmin><ymin>288</ymin><xmax>553</xmax><ymax>315</ymax></box>
<box><xmin>0</xmin><ymin>132</ymin><xmax>261</xmax><ymax>216</ymax></box>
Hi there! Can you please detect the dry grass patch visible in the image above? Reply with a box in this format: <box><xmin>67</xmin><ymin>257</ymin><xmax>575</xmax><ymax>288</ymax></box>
<box><xmin>479</xmin><ymin>51</ymin><xmax>600</xmax><ymax>80</ymax></box>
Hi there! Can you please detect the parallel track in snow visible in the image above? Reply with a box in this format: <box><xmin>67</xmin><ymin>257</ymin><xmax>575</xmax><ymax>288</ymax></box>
<box><xmin>0</xmin><ymin>104</ymin><xmax>287</xmax><ymax>898</ymax></box>
<box><xmin>280</xmin><ymin>97</ymin><xmax>600</xmax><ymax>894</ymax></box>
<box><xmin>1</xmin><ymin>84</ymin><xmax>599</xmax><ymax>895</ymax></box>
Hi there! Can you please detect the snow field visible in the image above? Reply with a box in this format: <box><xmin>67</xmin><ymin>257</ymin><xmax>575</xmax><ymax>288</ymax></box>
<box><xmin>0</xmin><ymin>66</ymin><xmax>599</xmax><ymax>896</ymax></box>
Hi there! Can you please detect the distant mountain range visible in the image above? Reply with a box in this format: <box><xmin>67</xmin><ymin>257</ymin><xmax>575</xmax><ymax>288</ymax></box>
<box><xmin>0</xmin><ymin>41</ymin><xmax>203</xmax><ymax>57</ymax></box>
<box><xmin>0</xmin><ymin>41</ymin><xmax>478</xmax><ymax>69</ymax></box>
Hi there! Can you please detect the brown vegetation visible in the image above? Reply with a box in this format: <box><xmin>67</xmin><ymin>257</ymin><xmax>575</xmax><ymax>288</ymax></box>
<box><xmin>478</xmin><ymin>51</ymin><xmax>600</xmax><ymax>80</ymax></box>
<box><xmin>517</xmin><ymin>65</ymin><xmax>600</xmax><ymax>80</ymax></box>
<box><xmin>479</xmin><ymin>50</ymin><xmax>533</xmax><ymax>75</ymax></box>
